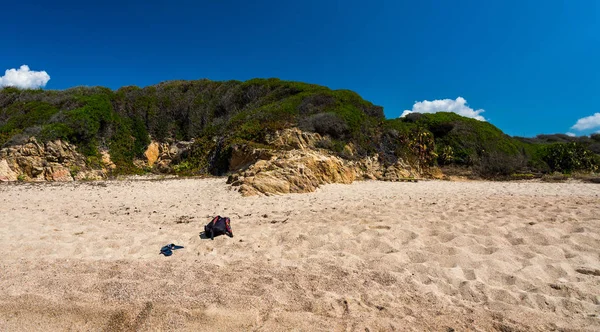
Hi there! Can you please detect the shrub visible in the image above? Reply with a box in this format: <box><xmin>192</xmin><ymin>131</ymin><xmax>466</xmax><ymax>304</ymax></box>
<box><xmin>299</xmin><ymin>112</ymin><xmax>349</xmax><ymax>139</ymax></box>
<box><xmin>437</xmin><ymin>145</ymin><xmax>454</xmax><ymax>165</ymax></box>
<box><xmin>409</xmin><ymin>129</ymin><xmax>437</xmax><ymax>168</ymax></box>
<box><xmin>476</xmin><ymin>151</ymin><xmax>526</xmax><ymax>177</ymax></box>
<box><xmin>108</xmin><ymin>120</ymin><xmax>136</xmax><ymax>168</ymax></box>
<box><xmin>403</xmin><ymin>112</ymin><xmax>423</xmax><ymax>123</ymax></box>
<box><xmin>0</xmin><ymin>129</ymin><xmax>21</xmax><ymax>147</ymax></box>
<box><xmin>297</xmin><ymin>94</ymin><xmax>335</xmax><ymax>115</ymax></box>
<box><xmin>4</xmin><ymin>126</ymin><xmax>42</xmax><ymax>146</ymax></box>
<box><xmin>39</xmin><ymin>123</ymin><xmax>74</xmax><ymax>142</ymax></box>
<box><xmin>542</xmin><ymin>142</ymin><xmax>599</xmax><ymax>173</ymax></box>
<box><xmin>131</xmin><ymin>116</ymin><xmax>150</xmax><ymax>158</ymax></box>
<box><xmin>405</xmin><ymin>112</ymin><xmax>527</xmax><ymax>172</ymax></box>
<box><xmin>173</xmin><ymin>161</ymin><xmax>192</xmax><ymax>174</ymax></box>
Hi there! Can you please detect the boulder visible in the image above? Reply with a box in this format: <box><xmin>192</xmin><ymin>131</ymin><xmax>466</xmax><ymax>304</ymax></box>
<box><xmin>236</xmin><ymin>149</ymin><xmax>355</xmax><ymax>196</ymax></box>
<box><xmin>229</xmin><ymin>144</ymin><xmax>274</xmax><ymax>171</ymax></box>
<box><xmin>0</xmin><ymin>159</ymin><xmax>18</xmax><ymax>181</ymax></box>
<box><xmin>16</xmin><ymin>156</ymin><xmax>45</xmax><ymax>177</ymax></box>
<box><xmin>45</xmin><ymin>166</ymin><xmax>73</xmax><ymax>182</ymax></box>
<box><xmin>144</xmin><ymin>142</ymin><xmax>160</xmax><ymax>167</ymax></box>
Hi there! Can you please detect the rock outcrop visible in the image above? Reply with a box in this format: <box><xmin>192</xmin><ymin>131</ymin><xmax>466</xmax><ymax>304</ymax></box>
<box><xmin>228</xmin><ymin>149</ymin><xmax>355</xmax><ymax>196</ymax></box>
<box><xmin>141</xmin><ymin>140</ymin><xmax>194</xmax><ymax>172</ymax></box>
<box><xmin>226</xmin><ymin>128</ymin><xmax>429</xmax><ymax>196</ymax></box>
<box><xmin>0</xmin><ymin>130</ymin><xmax>439</xmax><ymax>192</ymax></box>
<box><xmin>266</xmin><ymin>128</ymin><xmax>323</xmax><ymax>150</ymax></box>
<box><xmin>0</xmin><ymin>137</ymin><xmax>108</xmax><ymax>182</ymax></box>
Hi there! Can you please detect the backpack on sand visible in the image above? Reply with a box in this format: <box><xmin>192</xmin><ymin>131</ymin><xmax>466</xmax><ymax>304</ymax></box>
<box><xmin>204</xmin><ymin>216</ymin><xmax>233</xmax><ymax>240</ymax></box>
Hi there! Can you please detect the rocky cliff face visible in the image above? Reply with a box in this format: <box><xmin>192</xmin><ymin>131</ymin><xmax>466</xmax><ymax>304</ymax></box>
<box><xmin>1</xmin><ymin>129</ymin><xmax>440</xmax><ymax>195</ymax></box>
<box><xmin>0</xmin><ymin>138</ymin><xmax>108</xmax><ymax>182</ymax></box>
<box><xmin>133</xmin><ymin>127</ymin><xmax>436</xmax><ymax>196</ymax></box>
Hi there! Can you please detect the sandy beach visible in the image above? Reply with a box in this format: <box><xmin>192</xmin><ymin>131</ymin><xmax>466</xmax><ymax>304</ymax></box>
<box><xmin>0</xmin><ymin>178</ymin><xmax>599</xmax><ymax>331</ymax></box>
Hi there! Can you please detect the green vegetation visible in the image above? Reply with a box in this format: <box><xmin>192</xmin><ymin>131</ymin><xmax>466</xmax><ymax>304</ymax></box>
<box><xmin>382</xmin><ymin>112</ymin><xmax>599</xmax><ymax>177</ymax></box>
<box><xmin>0</xmin><ymin>87</ymin><xmax>147</xmax><ymax>170</ymax></box>
<box><xmin>0</xmin><ymin>78</ymin><xmax>384</xmax><ymax>175</ymax></box>
<box><xmin>1</xmin><ymin>79</ymin><xmax>598</xmax><ymax>178</ymax></box>
<box><xmin>541</xmin><ymin>142</ymin><xmax>599</xmax><ymax>173</ymax></box>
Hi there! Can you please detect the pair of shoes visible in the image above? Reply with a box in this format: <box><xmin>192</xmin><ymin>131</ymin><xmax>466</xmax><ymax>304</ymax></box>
<box><xmin>160</xmin><ymin>243</ymin><xmax>184</xmax><ymax>256</ymax></box>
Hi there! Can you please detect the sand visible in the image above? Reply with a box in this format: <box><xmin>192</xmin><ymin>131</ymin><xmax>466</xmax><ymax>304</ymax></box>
<box><xmin>0</xmin><ymin>178</ymin><xmax>599</xmax><ymax>331</ymax></box>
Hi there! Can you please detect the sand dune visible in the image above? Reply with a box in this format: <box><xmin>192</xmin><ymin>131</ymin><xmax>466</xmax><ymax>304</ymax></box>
<box><xmin>1</xmin><ymin>179</ymin><xmax>599</xmax><ymax>331</ymax></box>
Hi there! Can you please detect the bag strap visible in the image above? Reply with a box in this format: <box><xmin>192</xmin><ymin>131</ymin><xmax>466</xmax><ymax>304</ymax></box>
<box><xmin>210</xmin><ymin>216</ymin><xmax>219</xmax><ymax>240</ymax></box>
<box><xmin>225</xmin><ymin>217</ymin><xmax>233</xmax><ymax>237</ymax></box>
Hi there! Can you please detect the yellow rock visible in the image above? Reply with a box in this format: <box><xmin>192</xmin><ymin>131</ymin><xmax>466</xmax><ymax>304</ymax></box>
<box><xmin>144</xmin><ymin>141</ymin><xmax>160</xmax><ymax>167</ymax></box>
<box><xmin>0</xmin><ymin>159</ymin><xmax>18</xmax><ymax>181</ymax></box>
<box><xmin>101</xmin><ymin>150</ymin><xmax>116</xmax><ymax>169</ymax></box>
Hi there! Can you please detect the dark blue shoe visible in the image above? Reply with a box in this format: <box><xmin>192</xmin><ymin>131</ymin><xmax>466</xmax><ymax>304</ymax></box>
<box><xmin>160</xmin><ymin>244</ymin><xmax>184</xmax><ymax>256</ymax></box>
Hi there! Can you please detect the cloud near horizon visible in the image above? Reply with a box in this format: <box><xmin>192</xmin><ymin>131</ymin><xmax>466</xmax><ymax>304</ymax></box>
<box><xmin>571</xmin><ymin>113</ymin><xmax>600</xmax><ymax>132</ymax></box>
<box><xmin>0</xmin><ymin>65</ymin><xmax>50</xmax><ymax>89</ymax></box>
<box><xmin>401</xmin><ymin>97</ymin><xmax>486</xmax><ymax>121</ymax></box>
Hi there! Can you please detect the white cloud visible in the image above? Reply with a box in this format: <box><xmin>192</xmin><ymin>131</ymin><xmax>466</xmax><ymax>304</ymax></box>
<box><xmin>566</xmin><ymin>132</ymin><xmax>576</xmax><ymax>137</ymax></box>
<box><xmin>571</xmin><ymin>113</ymin><xmax>600</xmax><ymax>131</ymax></box>
<box><xmin>401</xmin><ymin>97</ymin><xmax>486</xmax><ymax>121</ymax></box>
<box><xmin>0</xmin><ymin>65</ymin><xmax>50</xmax><ymax>89</ymax></box>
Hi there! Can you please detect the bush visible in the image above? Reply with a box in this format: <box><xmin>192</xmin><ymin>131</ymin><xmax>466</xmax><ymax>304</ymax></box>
<box><xmin>131</xmin><ymin>116</ymin><xmax>150</xmax><ymax>157</ymax></box>
<box><xmin>409</xmin><ymin>130</ymin><xmax>437</xmax><ymax>168</ymax></box>
<box><xmin>541</xmin><ymin>142</ymin><xmax>598</xmax><ymax>173</ymax></box>
<box><xmin>476</xmin><ymin>151</ymin><xmax>526</xmax><ymax>177</ymax></box>
<box><xmin>403</xmin><ymin>112</ymin><xmax>423</xmax><ymax>123</ymax></box>
<box><xmin>403</xmin><ymin>112</ymin><xmax>528</xmax><ymax>173</ymax></box>
<box><xmin>4</xmin><ymin>126</ymin><xmax>42</xmax><ymax>146</ymax></box>
<box><xmin>299</xmin><ymin>112</ymin><xmax>349</xmax><ymax>139</ymax></box>
<box><xmin>39</xmin><ymin>123</ymin><xmax>74</xmax><ymax>142</ymax></box>
<box><xmin>108</xmin><ymin>120</ymin><xmax>136</xmax><ymax>169</ymax></box>
<box><xmin>437</xmin><ymin>145</ymin><xmax>454</xmax><ymax>165</ymax></box>
<box><xmin>297</xmin><ymin>94</ymin><xmax>336</xmax><ymax>115</ymax></box>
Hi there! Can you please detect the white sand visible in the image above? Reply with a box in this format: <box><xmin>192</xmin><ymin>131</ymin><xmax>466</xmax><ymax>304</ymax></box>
<box><xmin>0</xmin><ymin>179</ymin><xmax>599</xmax><ymax>331</ymax></box>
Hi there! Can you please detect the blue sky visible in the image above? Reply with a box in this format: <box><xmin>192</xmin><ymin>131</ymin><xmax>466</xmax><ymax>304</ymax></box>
<box><xmin>1</xmin><ymin>0</ymin><xmax>598</xmax><ymax>137</ymax></box>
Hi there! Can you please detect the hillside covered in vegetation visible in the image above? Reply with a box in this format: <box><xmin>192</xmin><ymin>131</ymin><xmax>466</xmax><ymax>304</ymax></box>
<box><xmin>1</xmin><ymin>78</ymin><xmax>599</xmax><ymax>179</ymax></box>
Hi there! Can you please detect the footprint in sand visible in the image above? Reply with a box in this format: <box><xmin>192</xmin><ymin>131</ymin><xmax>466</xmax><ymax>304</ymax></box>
<box><xmin>406</xmin><ymin>250</ymin><xmax>428</xmax><ymax>263</ymax></box>
<box><xmin>462</xmin><ymin>268</ymin><xmax>476</xmax><ymax>281</ymax></box>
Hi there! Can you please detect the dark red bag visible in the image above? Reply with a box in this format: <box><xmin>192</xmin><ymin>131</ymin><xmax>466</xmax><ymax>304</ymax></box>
<box><xmin>204</xmin><ymin>216</ymin><xmax>233</xmax><ymax>240</ymax></box>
